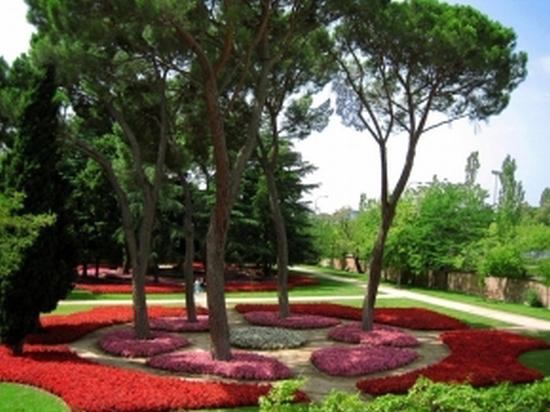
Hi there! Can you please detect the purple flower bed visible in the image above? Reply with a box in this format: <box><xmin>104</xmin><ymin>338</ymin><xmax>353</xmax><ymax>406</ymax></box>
<box><xmin>311</xmin><ymin>346</ymin><xmax>418</xmax><ymax>377</ymax></box>
<box><xmin>99</xmin><ymin>329</ymin><xmax>190</xmax><ymax>358</ymax></box>
<box><xmin>149</xmin><ymin>315</ymin><xmax>210</xmax><ymax>332</ymax></box>
<box><xmin>328</xmin><ymin>322</ymin><xmax>419</xmax><ymax>347</ymax></box>
<box><xmin>147</xmin><ymin>350</ymin><xmax>292</xmax><ymax>381</ymax></box>
<box><xmin>243</xmin><ymin>311</ymin><xmax>340</xmax><ymax>329</ymax></box>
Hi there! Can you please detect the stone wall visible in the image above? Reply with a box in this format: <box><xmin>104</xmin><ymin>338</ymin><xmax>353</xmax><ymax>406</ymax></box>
<box><xmin>319</xmin><ymin>259</ymin><xmax>549</xmax><ymax>308</ymax></box>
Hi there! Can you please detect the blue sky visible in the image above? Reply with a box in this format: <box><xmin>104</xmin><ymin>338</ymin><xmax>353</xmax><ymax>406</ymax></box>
<box><xmin>1</xmin><ymin>1</ymin><xmax>549</xmax><ymax>213</ymax></box>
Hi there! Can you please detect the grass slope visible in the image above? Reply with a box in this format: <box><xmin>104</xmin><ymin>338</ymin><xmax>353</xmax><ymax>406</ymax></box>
<box><xmin>0</xmin><ymin>383</ymin><xmax>69</xmax><ymax>412</ymax></box>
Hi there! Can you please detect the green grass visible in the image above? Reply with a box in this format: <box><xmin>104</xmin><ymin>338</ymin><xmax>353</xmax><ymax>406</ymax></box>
<box><xmin>50</xmin><ymin>304</ymin><xmax>99</xmax><ymax>315</ymax></box>
<box><xmin>0</xmin><ymin>383</ymin><xmax>69</xmax><ymax>412</ymax></box>
<box><xmin>518</xmin><ymin>331</ymin><xmax>550</xmax><ymax>376</ymax></box>
<box><xmin>402</xmin><ymin>286</ymin><xmax>550</xmax><ymax>322</ymax></box>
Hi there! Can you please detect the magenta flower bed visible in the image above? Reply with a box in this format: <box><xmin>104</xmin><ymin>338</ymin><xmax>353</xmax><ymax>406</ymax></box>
<box><xmin>328</xmin><ymin>322</ymin><xmax>419</xmax><ymax>347</ymax></box>
<box><xmin>147</xmin><ymin>350</ymin><xmax>293</xmax><ymax>380</ymax></box>
<box><xmin>311</xmin><ymin>346</ymin><xmax>418</xmax><ymax>377</ymax></box>
<box><xmin>149</xmin><ymin>315</ymin><xmax>209</xmax><ymax>332</ymax></box>
<box><xmin>243</xmin><ymin>311</ymin><xmax>340</xmax><ymax>329</ymax></box>
<box><xmin>99</xmin><ymin>329</ymin><xmax>190</xmax><ymax>358</ymax></box>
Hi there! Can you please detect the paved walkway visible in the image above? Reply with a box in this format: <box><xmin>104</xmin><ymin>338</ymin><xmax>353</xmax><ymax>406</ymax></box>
<box><xmin>293</xmin><ymin>267</ymin><xmax>550</xmax><ymax>332</ymax></box>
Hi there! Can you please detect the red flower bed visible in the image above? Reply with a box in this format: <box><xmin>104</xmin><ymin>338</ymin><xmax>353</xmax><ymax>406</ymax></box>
<box><xmin>0</xmin><ymin>306</ymin><xmax>307</xmax><ymax>412</ymax></box>
<box><xmin>357</xmin><ymin>329</ymin><xmax>550</xmax><ymax>396</ymax></box>
<box><xmin>74</xmin><ymin>274</ymin><xmax>319</xmax><ymax>294</ymax></box>
<box><xmin>235</xmin><ymin>303</ymin><xmax>468</xmax><ymax>330</ymax></box>
<box><xmin>28</xmin><ymin>306</ymin><xmax>207</xmax><ymax>345</ymax></box>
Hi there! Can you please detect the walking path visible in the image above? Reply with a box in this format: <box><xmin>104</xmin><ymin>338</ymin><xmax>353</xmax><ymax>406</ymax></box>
<box><xmin>294</xmin><ymin>267</ymin><xmax>550</xmax><ymax>332</ymax></box>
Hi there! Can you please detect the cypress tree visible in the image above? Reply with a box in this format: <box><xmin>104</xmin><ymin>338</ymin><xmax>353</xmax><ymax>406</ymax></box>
<box><xmin>0</xmin><ymin>65</ymin><xmax>77</xmax><ymax>355</ymax></box>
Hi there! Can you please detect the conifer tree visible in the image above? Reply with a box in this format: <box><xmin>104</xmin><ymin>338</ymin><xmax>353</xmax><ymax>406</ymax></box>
<box><xmin>0</xmin><ymin>65</ymin><xmax>77</xmax><ymax>355</ymax></box>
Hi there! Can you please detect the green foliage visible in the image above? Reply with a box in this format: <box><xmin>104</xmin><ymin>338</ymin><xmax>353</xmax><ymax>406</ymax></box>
<box><xmin>259</xmin><ymin>379</ymin><xmax>305</xmax><ymax>412</ymax></box>
<box><xmin>523</xmin><ymin>289</ymin><xmax>543</xmax><ymax>308</ymax></box>
<box><xmin>308</xmin><ymin>391</ymin><xmax>366</xmax><ymax>412</ymax></box>
<box><xmin>477</xmin><ymin>242</ymin><xmax>526</xmax><ymax>278</ymax></box>
<box><xmin>261</xmin><ymin>377</ymin><xmax>550</xmax><ymax>412</ymax></box>
<box><xmin>0</xmin><ymin>193</ymin><xmax>54</xmax><ymax>349</ymax></box>
<box><xmin>497</xmin><ymin>155</ymin><xmax>525</xmax><ymax>235</ymax></box>
<box><xmin>0</xmin><ymin>64</ymin><xmax>77</xmax><ymax>351</ymax></box>
<box><xmin>384</xmin><ymin>179</ymin><xmax>493</xmax><ymax>275</ymax></box>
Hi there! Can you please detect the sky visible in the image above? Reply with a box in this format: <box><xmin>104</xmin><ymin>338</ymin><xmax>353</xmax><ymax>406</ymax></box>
<box><xmin>1</xmin><ymin>1</ymin><xmax>549</xmax><ymax>213</ymax></box>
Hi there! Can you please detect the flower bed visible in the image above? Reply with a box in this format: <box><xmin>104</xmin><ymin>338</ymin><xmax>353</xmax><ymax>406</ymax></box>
<box><xmin>328</xmin><ymin>322</ymin><xmax>419</xmax><ymax>347</ymax></box>
<box><xmin>150</xmin><ymin>315</ymin><xmax>210</xmax><ymax>332</ymax></box>
<box><xmin>75</xmin><ymin>274</ymin><xmax>319</xmax><ymax>294</ymax></box>
<box><xmin>99</xmin><ymin>329</ymin><xmax>190</xmax><ymax>358</ymax></box>
<box><xmin>147</xmin><ymin>350</ymin><xmax>293</xmax><ymax>380</ymax></box>
<box><xmin>74</xmin><ymin>283</ymin><xmax>186</xmax><ymax>294</ymax></box>
<box><xmin>28</xmin><ymin>306</ymin><xmax>208</xmax><ymax>345</ymax></box>
<box><xmin>243</xmin><ymin>311</ymin><xmax>341</xmax><ymax>329</ymax></box>
<box><xmin>0</xmin><ymin>306</ymin><xmax>307</xmax><ymax>412</ymax></box>
<box><xmin>235</xmin><ymin>303</ymin><xmax>469</xmax><ymax>330</ymax></box>
<box><xmin>357</xmin><ymin>329</ymin><xmax>550</xmax><ymax>396</ymax></box>
<box><xmin>311</xmin><ymin>346</ymin><xmax>418</xmax><ymax>377</ymax></box>
<box><xmin>230</xmin><ymin>327</ymin><xmax>306</xmax><ymax>350</ymax></box>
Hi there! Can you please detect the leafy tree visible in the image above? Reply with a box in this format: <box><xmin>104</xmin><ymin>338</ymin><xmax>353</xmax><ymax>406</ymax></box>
<box><xmin>331</xmin><ymin>0</ymin><xmax>527</xmax><ymax>329</ymax></box>
<box><xmin>535</xmin><ymin>187</ymin><xmax>550</xmax><ymax>227</ymax></box>
<box><xmin>0</xmin><ymin>65</ymin><xmax>77</xmax><ymax>354</ymax></box>
<box><xmin>497</xmin><ymin>155</ymin><xmax>525</xmax><ymax>234</ymax></box>
<box><xmin>385</xmin><ymin>178</ymin><xmax>493</xmax><ymax>280</ymax></box>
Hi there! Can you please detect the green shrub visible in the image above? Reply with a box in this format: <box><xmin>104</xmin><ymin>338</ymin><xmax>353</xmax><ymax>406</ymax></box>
<box><xmin>478</xmin><ymin>243</ymin><xmax>526</xmax><ymax>278</ymax></box>
<box><xmin>524</xmin><ymin>289</ymin><xmax>544</xmax><ymax>308</ymax></box>
<box><xmin>260</xmin><ymin>377</ymin><xmax>550</xmax><ymax>412</ymax></box>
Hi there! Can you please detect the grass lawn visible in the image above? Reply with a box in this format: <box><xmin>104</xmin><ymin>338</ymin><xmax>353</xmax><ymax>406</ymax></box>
<box><xmin>0</xmin><ymin>383</ymin><xmax>69</xmax><ymax>412</ymax></box>
<box><xmin>401</xmin><ymin>286</ymin><xmax>550</xmax><ymax>322</ymax></box>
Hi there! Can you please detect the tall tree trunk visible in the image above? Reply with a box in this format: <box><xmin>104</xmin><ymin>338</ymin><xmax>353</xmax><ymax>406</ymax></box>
<box><xmin>264</xmin><ymin>163</ymin><xmax>290</xmax><ymax>318</ymax></box>
<box><xmin>182</xmin><ymin>174</ymin><xmax>197</xmax><ymax>323</ymax></box>
<box><xmin>206</xmin><ymin>218</ymin><xmax>231</xmax><ymax>359</ymax></box>
<box><xmin>95</xmin><ymin>258</ymin><xmax>100</xmax><ymax>277</ymax></box>
<box><xmin>82</xmin><ymin>262</ymin><xmax>88</xmax><ymax>278</ymax></box>
<box><xmin>362</xmin><ymin>210</ymin><xmax>393</xmax><ymax>330</ymax></box>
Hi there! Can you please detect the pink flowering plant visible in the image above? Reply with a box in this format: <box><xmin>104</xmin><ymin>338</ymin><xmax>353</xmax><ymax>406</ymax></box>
<box><xmin>147</xmin><ymin>350</ymin><xmax>293</xmax><ymax>380</ymax></box>
<box><xmin>328</xmin><ymin>322</ymin><xmax>419</xmax><ymax>347</ymax></box>
<box><xmin>243</xmin><ymin>311</ymin><xmax>340</xmax><ymax>329</ymax></box>
<box><xmin>149</xmin><ymin>315</ymin><xmax>210</xmax><ymax>332</ymax></box>
<box><xmin>99</xmin><ymin>329</ymin><xmax>190</xmax><ymax>358</ymax></box>
<box><xmin>311</xmin><ymin>346</ymin><xmax>418</xmax><ymax>377</ymax></box>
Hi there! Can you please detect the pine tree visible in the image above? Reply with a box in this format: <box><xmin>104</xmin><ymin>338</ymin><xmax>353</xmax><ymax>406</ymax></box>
<box><xmin>0</xmin><ymin>65</ymin><xmax>77</xmax><ymax>355</ymax></box>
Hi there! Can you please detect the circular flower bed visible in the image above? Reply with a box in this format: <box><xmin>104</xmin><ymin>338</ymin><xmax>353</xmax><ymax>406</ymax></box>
<box><xmin>99</xmin><ymin>329</ymin><xmax>190</xmax><ymax>358</ymax></box>
<box><xmin>150</xmin><ymin>315</ymin><xmax>209</xmax><ymax>332</ymax></box>
<box><xmin>147</xmin><ymin>350</ymin><xmax>292</xmax><ymax>380</ymax></box>
<box><xmin>311</xmin><ymin>346</ymin><xmax>418</xmax><ymax>377</ymax></box>
<box><xmin>230</xmin><ymin>327</ymin><xmax>306</xmax><ymax>350</ymax></box>
<box><xmin>328</xmin><ymin>322</ymin><xmax>419</xmax><ymax>347</ymax></box>
<box><xmin>243</xmin><ymin>311</ymin><xmax>340</xmax><ymax>329</ymax></box>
